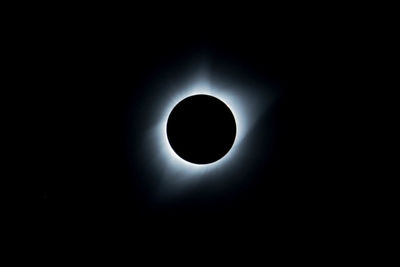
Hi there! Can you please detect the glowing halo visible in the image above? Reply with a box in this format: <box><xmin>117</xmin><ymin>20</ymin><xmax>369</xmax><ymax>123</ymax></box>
<box><xmin>164</xmin><ymin>93</ymin><xmax>237</xmax><ymax>166</ymax></box>
<box><xmin>161</xmin><ymin>87</ymin><xmax>240</xmax><ymax>169</ymax></box>
<box><xmin>145</xmin><ymin>76</ymin><xmax>269</xmax><ymax>185</ymax></box>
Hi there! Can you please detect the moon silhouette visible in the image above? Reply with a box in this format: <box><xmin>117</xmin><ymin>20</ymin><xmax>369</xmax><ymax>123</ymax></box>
<box><xmin>167</xmin><ymin>94</ymin><xmax>236</xmax><ymax>164</ymax></box>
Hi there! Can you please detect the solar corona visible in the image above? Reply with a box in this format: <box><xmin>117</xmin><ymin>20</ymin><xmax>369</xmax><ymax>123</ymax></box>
<box><xmin>146</xmin><ymin>76</ymin><xmax>267</xmax><ymax>185</ymax></box>
<box><xmin>166</xmin><ymin>94</ymin><xmax>237</xmax><ymax>165</ymax></box>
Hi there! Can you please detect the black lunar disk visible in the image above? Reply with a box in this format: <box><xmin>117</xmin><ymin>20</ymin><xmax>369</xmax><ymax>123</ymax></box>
<box><xmin>167</xmin><ymin>94</ymin><xmax>236</xmax><ymax>164</ymax></box>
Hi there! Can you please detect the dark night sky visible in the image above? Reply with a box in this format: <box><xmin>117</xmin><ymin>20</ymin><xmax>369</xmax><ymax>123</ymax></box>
<box><xmin>11</xmin><ymin>9</ymin><xmax>367</xmax><ymax>245</ymax></box>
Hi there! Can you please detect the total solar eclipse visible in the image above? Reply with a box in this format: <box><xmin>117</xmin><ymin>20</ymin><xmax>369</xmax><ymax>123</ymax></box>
<box><xmin>166</xmin><ymin>94</ymin><xmax>236</xmax><ymax>164</ymax></box>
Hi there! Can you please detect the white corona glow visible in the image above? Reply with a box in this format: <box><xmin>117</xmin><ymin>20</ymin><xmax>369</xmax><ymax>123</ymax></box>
<box><xmin>160</xmin><ymin>85</ymin><xmax>241</xmax><ymax>170</ymax></box>
<box><xmin>163</xmin><ymin>92</ymin><xmax>237</xmax><ymax>167</ymax></box>
<box><xmin>148</xmin><ymin>76</ymin><xmax>269</xmax><ymax>184</ymax></box>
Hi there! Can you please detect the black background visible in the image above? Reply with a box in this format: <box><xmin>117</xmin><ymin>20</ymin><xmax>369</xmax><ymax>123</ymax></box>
<box><xmin>10</xmin><ymin>7</ymin><xmax>366</xmax><ymax>247</ymax></box>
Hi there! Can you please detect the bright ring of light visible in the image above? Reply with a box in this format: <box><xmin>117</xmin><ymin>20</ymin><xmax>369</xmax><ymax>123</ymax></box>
<box><xmin>150</xmin><ymin>79</ymin><xmax>254</xmax><ymax>181</ymax></box>
<box><xmin>145</xmin><ymin>72</ymin><xmax>269</xmax><ymax>186</ymax></box>
<box><xmin>165</xmin><ymin>93</ymin><xmax>237</xmax><ymax>166</ymax></box>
